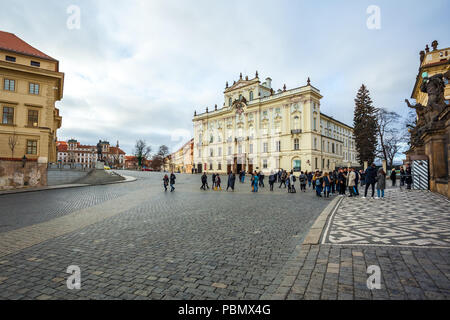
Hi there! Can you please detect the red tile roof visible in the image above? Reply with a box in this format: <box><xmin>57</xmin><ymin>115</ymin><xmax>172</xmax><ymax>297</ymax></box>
<box><xmin>110</xmin><ymin>147</ymin><xmax>126</xmax><ymax>155</ymax></box>
<box><xmin>57</xmin><ymin>144</ymin><xmax>68</xmax><ymax>152</ymax></box>
<box><xmin>0</xmin><ymin>31</ymin><xmax>57</xmax><ymax>61</ymax></box>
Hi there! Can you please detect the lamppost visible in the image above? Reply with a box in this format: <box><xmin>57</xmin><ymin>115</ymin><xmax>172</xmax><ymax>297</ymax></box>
<box><xmin>22</xmin><ymin>155</ymin><xmax>27</xmax><ymax>168</ymax></box>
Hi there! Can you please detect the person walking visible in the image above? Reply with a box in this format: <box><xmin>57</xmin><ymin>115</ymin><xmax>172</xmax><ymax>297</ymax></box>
<box><xmin>286</xmin><ymin>173</ymin><xmax>292</xmax><ymax>193</ymax></box>
<box><xmin>323</xmin><ymin>172</ymin><xmax>331</xmax><ymax>198</ymax></box>
<box><xmin>201</xmin><ymin>173</ymin><xmax>208</xmax><ymax>190</ymax></box>
<box><xmin>216</xmin><ymin>175</ymin><xmax>222</xmax><ymax>191</ymax></box>
<box><xmin>376</xmin><ymin>168</ymin><xmax>386</xmax><ymax>198</ymax></box>
<box><xmin>227</xmin><ymin>172</ymin><xmax>236</xmax><ymax>191</ymax></box>
<box><xmin>299</xmin><ymin>171</ymin><xmax>307</xmax><ymax>192</ymax></box>
<box><xmin>259</xmin><ymin>171</ymin><xmax>265</xmax><ymax>188</ymax></box>
<box><xmin>405</xmin><ymin>164</ymin><xmax>413</xmax><ymax>190</ymax></box>
<box><xmin>307</xmin><ymin>171</ymin><xmax>313</xmax><ymax>189</ymax></box>
<box><xmin>163</xmin><ymin>174</ymin><xmax>169</xmax><ymax>192</ymax></box>
<box><xmin>347</xmin><ymin>168</ymin><xmax>356</xmax><ymax>197</ymax></box>
<box><xmin>169</xmin><ymin>172</ymin><xmax>176</xmax><ymax>192</ymax></box>
<box><xmin>364</xmin><ymin>163</ymin><xmax>377</xmax><ymax>198</ymax></box>
<box><xmin>400</xmin><ymin>167</ymin><xmax>406</xmax><ymax>187</ymax></box>
<box><xmin>359</xmin><ymin>169</ymin><xmax>366</xmax><ymax>189</ymax></box>
<box><xmin>241</xmin><ymin>170</ymin><xmax>246</xmax><ymax>183</ymax></box>
<box><xmin>279</xmin><ymin>170</ymin><xmax>287</xmax><ymax>188</ymax></box>
<box><xmin>390</xmin><ymin>168</ymin><xmax>397</xmax><ymax>187</ymax></box>
<box><xmin>212</xmin><ymin>173</ymin><xmax>216</xmax><ymax>190</ymax></box>
<box><xmin>269</xmin><ymin>172</ymin><xmax>276</xmax><ymax>191</ymax></box>
<box><xmin>252</xmin><ymin>172</ymin><xmax>259</xmax><ymax>192</ymax></box>
<box><xmin>291</xmin><ymin>173</ymin><xmax>297</xmax><ymax>193</ymax></box>
<box><xmin>338</xmin><ymin>169</ymin><xmax>346</xmax><ymax>195</ymax></box>
<box><xmin>315</xmin><ymin>172</ymin><xmax>323</xmax><ymax>197</ymax></box>
<box><xmin>354</xmin><ymin>169</ymin><xmax>360</xmax><ymax>196</ymax></box>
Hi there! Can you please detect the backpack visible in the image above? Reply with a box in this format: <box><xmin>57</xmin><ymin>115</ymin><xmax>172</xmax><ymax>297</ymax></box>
<box><xmin>316</xmin><ymin>178</ymin><xmax>321</xmax><ymax>186</ymax></box>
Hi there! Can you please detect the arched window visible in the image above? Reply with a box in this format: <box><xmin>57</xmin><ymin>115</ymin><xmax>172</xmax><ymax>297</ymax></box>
<box><xmin>294</xmin><ymin>139</ymin><xmax>300</xmax><ymax>150</ymax></box>
<box><xmin>249</xmin><ymin>91</ymin><xmax>254</xmax><ymax>101</ymax></box>
<box><xmin>239</xmin><ymin>94</ymin><xmax>243</xmax><ymax>101</ymax></box>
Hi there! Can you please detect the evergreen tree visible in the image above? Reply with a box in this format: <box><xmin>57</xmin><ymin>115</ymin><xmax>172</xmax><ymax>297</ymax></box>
<box><xmin>353</xmin><ymin>84</ymin><xmax>378</xmax><ymax>165</ymax></box>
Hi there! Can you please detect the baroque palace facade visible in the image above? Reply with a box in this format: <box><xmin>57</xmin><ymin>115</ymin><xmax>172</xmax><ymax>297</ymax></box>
<box><xmin>193</xmin><ymin>72</ymin><xmax>358</xmax><ymax>174</ymax></box>
<box><xmin>0</xmin><ymin>31</ymin><xmax>64</xmax><ymax>163</ymax></box>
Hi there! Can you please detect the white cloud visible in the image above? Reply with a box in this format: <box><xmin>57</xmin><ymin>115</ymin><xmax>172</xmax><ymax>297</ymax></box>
<box><xmin>0</xmin><ymin>0</ymin><xmax>448</xmax><ymax>155</ymax></box>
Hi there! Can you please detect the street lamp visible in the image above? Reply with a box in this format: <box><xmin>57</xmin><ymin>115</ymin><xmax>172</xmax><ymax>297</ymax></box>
<box><xmin>22</xmin><ymin>155</ymin><xmax>27</xmax><ymax>168</ymax></box>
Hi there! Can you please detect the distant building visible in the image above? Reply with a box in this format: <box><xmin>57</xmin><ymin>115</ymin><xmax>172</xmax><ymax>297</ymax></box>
<box><xmin>166</xmin><ymin>139</ymin><xmax>194</xmax><ymax>173</ymax></box>
<box><xmin>57</xmin><ymin>139</ymin><xmax>125</xmax><ymax>169</ymax></box>
<box><xmin>193</xmin><ymin>72</ymin><xmax>359</xmax><ymax>174</ymax></box>
<box><xmin>0</xmin><ymin>31</ymin><xmax>64</xmax><ymax>163</ymax></box>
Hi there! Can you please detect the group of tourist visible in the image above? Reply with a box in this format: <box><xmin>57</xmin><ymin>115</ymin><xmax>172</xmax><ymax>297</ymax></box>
<box><xmin>166</xmin><ymin>163</ymin><xmax>414</xmax><ymax>199</ymax></box>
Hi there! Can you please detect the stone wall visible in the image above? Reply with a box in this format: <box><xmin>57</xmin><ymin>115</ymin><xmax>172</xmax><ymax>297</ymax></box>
<box><xmin>47</xmin><ymin>168</ymin><xmax>89</xmax><ymax>186</ymax></box>
<box><xmin>0</xmin><ymin>160</ymin><xmax>47</xmax><ymax>190</ymax></box>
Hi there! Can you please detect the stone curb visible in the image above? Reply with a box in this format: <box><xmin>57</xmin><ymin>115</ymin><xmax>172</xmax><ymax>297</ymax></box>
<box><xmin>0</xmin><ymin>175</ymin><xmax>137</xmax><ymax>196</ymax></box>
<box><xmin>302</xmin><ymin>196</ymin><xmax>343</xmax><ymax>245</ymax></box>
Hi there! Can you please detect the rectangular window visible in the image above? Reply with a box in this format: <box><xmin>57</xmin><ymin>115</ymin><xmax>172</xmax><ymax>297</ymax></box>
<box><xmin>263</xmin><ymin>142</ymin><xmax>268</xmax><ymax>153</ymax></box>
<box><xmin>263</xmin><ymin>159</ymin><xmax>268</xmax><ymax>169</ymax></box>
<box><xmin>210</xmin><ymin>148</ymin><xmax>214</xmax><ymax>157</ymax></box>
<box><xmin>209</xmin><ymin>163</ymin><xmax>213</xmax><ymax>170</ymax></box>
<box><xmin>31</xmin><ymin>61</ymin><xmax>41</xmax><ymax>67</ymax></box>
<box><xmin>5</xmin><ymin>56</ymin><xmax>16</xmax><ymax>62</ymax></box>
<box><xmin>29</xmin><ymin>83</ymin><xmax>40</xmax><ymax>95</ymax></box>
<box><xmin>218</xmin><ymin>147</ymin><xmax>222</xmax><ymax>157</ymax></box>
<box><xmin>27</xmin><ymin>140</ymin><xmax>38</xmax><ymax>155</ymax></box>
<box><xmin>4</xmin><ymin>79</ymin><xmax>15</xmax><ymax>91</ymax></box>
<box><xmin>218</xmin><ymin>163</ymin><xmax>222</xmax><ymax>170</ymax></box>
<box><xmin>294</xmin><ymin>139</ymin><xmax>299</xmax><ymax>150</ymax></box>
<box><xmin>250</xmin><ymin>144</ymin><xmax>253</xmax><ymax>154</ymax></box>
<box><xmin>2</xmin><ymin>106</ymin><xmax>14</xmax><ymax>125</ymax></box>
<box><xmin>315</xmin><ymin>158</ymin><xmax>318</xmax><ymax>169</ymax></box>
<box><xmin>28</xmin><ymin>110</ymin><xmax>39</xmax><ymax>127</ymax></box>
<box><xmin>276</xmin><ymin>141</ymin><xmax>281</xmax><ymax>152</ymax></box>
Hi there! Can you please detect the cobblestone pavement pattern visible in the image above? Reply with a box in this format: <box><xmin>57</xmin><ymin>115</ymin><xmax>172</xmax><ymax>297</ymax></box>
<box><xmin>0</xmin><ymin>171</ymin><xmax>330</xmax><ymax>300</ymax></box>
<box><xmin>273</xmin><ymin>189</ymin><xmax>450</xmax><ymax>300</ymax></box>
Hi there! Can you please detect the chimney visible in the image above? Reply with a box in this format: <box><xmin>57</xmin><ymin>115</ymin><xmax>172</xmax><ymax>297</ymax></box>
<box><xmin>265</xmin><ymin>77</ymin><xmax>272</xmax><ymax>89</ymax></box>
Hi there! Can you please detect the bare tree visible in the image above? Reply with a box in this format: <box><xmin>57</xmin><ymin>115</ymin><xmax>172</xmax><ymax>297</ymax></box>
<box><xmin>8</xmin><ymin>131</ymin><xmax>19</xmax><ymax>159</ymax></box>
<box><xmin>150</xmin><ymin>154</ymin><xmax>164</xmax><ymax>171</ymax></box>
<box><xmin>375</xmin><ymin>108</ymin><xmax>403</xmax><ymax>169</ymax></box>
<box><xmin>134</xmin><ymin>140</ymin><xmax>152</xmax><ymax>169</ymax></box>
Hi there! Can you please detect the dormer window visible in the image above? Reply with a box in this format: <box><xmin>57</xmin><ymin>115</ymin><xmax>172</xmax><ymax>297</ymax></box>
<box><xmin>5</xmin><ymin>56</ymin><xmax>16</xmax><ymax>62</ymax></box>
<box><xmin>31</xmin><ymin>61</ymin><xmax>40</xmax><ymax>67</ymax></box>
<box><xmin>229</xmin><ymin>97</ymin><xmax>232</xmax><ymax>107</ymax></box>
<box><xmin>249</xmin><ymin>91</ymin><xmax>254</xmax><ymax>101</ymax></box>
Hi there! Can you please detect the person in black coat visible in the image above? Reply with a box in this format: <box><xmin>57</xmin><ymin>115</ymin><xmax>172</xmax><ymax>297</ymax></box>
<box><xmin>169</xmin><ymin>172</ymin><xmax>176</xmax><ymax>192</ymax></box>
<box><xmin>364</xmin><ymin>164</ymin><xmax>377</xmax><ymax>198</ymax></box>
<box><xmin>390</xmin><ymin>168</ymin><xmax>397</xmax><ymax>187</ymax></box>
<box><xmin>201</xmin><ymin>173</ymin><xmax>208</xmax><ymax>190</ymax></box>
<box><xmin>405</xmin><ymin>164</ymin><xmax>413</xmax><ymax>189</ymax></box>
<box><xmin>259</xmin><ymin>171</ymin><xmax>265</xmax><ymax>188</ymax></box>
<box><xmin>212</xmin><ymin>173</ymin><xmax>216</xmax><ymax>189</ymax></box>
<box><xmin>227</xmin><ymin>172</ymin><xmax>236</xmax><ymax>191</ymax></box>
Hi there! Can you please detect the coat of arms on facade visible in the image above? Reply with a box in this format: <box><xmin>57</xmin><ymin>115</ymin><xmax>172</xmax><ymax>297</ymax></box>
<box><xmin>233</xmin><ymin>96</ymin><xmax>247</xmax><ymax>116</ymax></box>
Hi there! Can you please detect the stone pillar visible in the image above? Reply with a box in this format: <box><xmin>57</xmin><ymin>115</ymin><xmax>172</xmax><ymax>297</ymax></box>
<box><xmin>364</xmin><ymin>161</ymin><xmax>368</xmax><ymax>170</ymax></box>
<box><xmin>424</xmin><ymin>129</ymin><xmax>448</xmax><ymax>197</ymax></box>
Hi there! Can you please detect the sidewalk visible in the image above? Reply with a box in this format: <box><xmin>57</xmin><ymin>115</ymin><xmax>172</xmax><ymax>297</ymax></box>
<box><xmin>0</xmin><ymin>174</ymin><xmax>137</xmax><ymax>196</ymax></box>
<box><xmin>271</xmin><ymin>189</ymin><xmax>450</xmax><ymax>300</ymax></box>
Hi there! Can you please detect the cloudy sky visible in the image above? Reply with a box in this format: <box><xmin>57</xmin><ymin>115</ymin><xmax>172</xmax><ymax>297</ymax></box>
<box><xmin>0</xmin><ymin>0</ymin><xmax>448</xmax><ymax>155</ymax></box>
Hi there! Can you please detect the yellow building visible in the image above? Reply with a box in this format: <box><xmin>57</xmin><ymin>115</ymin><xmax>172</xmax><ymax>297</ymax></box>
<box><xmin>411</xmin><ymin>41</ymin><xmax>450</xmax><ymax>108</ymax></box>
<box><xmin>193</xmin><ymin>72</ymin><xmax>359</xmax><ymax>174</ymax></box>
<box><xmin>0</xmin><ymin>31</ymin><xmax>64</xmax><ymax>164</ymax></box>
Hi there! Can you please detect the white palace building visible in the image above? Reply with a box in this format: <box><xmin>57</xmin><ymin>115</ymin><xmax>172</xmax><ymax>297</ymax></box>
<box><xmin>192</xmin><ymin>72</ymin><xmax>359</xmax><ymax>174</ymax></box>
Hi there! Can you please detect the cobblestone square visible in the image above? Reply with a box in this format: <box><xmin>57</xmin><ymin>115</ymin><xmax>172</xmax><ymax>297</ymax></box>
<box><xmin>0</xmin><ymin>171</ymin><xmax>330</xmax><ymax>300</ymax></box>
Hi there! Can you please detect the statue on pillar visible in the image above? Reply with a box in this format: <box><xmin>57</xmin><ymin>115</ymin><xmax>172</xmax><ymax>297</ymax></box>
<box><xmin>97</xmin><ymin>140</ymin><xmax>103</xmax><ymax>162</ymax></box>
